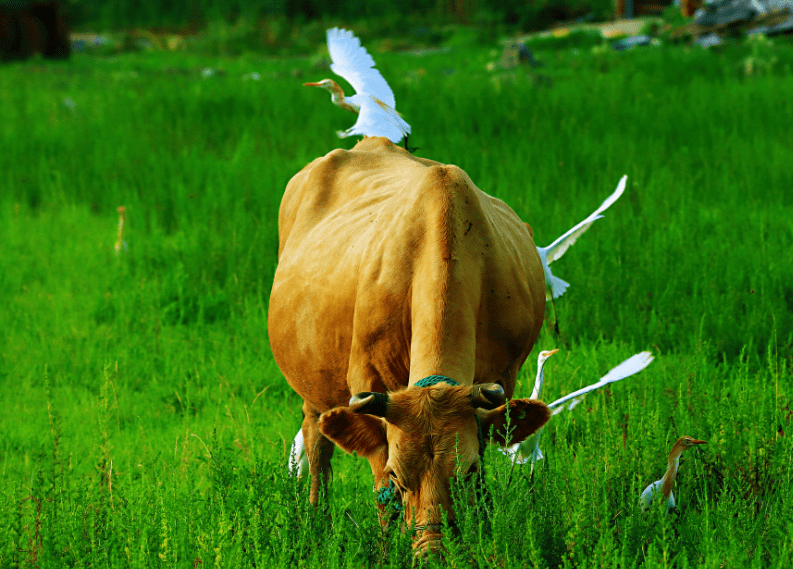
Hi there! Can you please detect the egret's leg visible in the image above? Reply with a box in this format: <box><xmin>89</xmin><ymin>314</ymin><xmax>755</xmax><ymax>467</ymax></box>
<box><xmin>403</xmin><ymin>135</ymin><xmax>419</xmax><ymax>153</ymax></box>
<box><xmin>551</xmin><ymin>296</ymin><xmax>560</xmax><ymax>337</ymax></box>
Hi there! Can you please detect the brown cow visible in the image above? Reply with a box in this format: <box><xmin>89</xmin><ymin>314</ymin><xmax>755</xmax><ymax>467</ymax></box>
<box><xmin>268</xmin><ymin>137</ymin><xmax>550</xmax><ymax>553</ymax></box>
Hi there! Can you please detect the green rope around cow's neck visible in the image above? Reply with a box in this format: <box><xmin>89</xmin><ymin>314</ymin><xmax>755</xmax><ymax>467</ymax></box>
<box><xmin>375</xmin><ymin>375</ymin><xmax>486</xmax><ymax>515</ymax></box>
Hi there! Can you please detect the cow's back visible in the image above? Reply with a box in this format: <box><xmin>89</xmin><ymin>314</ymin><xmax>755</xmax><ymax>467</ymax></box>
<box><xmin>269</xmin><ymin>137</ymin><xmax>545</xmax><ymax>413</ymax></box>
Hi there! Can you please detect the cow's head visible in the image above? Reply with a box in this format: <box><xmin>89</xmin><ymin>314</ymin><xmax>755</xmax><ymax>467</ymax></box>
<box><xmin>319</xmin><ymin>382</ymin><xmax>550</xmax><ymax>553</ymax></box>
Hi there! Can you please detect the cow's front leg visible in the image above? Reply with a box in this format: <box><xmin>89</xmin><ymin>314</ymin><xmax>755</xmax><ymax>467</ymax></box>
<box><xmin>302</xmin><ymin>401</ymin><xmax>335</xmax><ymax>506</ymax></box>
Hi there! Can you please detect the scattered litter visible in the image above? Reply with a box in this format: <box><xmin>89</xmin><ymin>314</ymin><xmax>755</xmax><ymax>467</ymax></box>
<box><xmin>611</xmin><ymin>34</ymin><xmax>653</xmax><ymax>50</ymax></box>
<box><xmin>515</xmin><ymin>41</ymin><xmax>544</xmax><ymax>67</ymax></box>
<box><xmin>242</xmin><ymin>72</ymin><xmax>261</xmax><ymax>81</ymax></box>
<box><xmin>71</xmin><ymin>34</ymin><xmax>109</xmax><ymax>52</ymax></box>
<box><xmin>201</xmin><ymin>67</ymin><xmax>228</xmax><ymax>78</ymax></box>
<box><xmin>488</xmin><ymin>41</ymin><xmax>543</xmax><ymax>71</ymax></box>
<box><xmin>695</xmin><ymin>32</ymin><xmax>725</xmax><ymax>47</ymax></box>
<box><xmin>671</xmin><ymin>0</ymin><xmax>793</xmax><ymax>38</ymax></box>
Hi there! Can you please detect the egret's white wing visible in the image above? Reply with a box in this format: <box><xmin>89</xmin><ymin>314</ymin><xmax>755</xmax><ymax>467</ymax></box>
<box><xmin>338</xmin><ymin>95</ymin><xmax>409</xmax><ymax>143</ymax></box>
<box><xmin>538</xmin><ymin>215</ymin><xmax>604</xmax><ymax>265</ymax></box>
<box><xmin>289</xmin><ymin>428</ymin><xmax>308</xmax><ymax>478</ymax></box>
<box><xmin>327</xmin><ymin>28</ymin><xmax>396</xmax><ymax>109</ymax></box>
<box><xmin>541</xmin><ymin>175</ymin><xmax>627</xmax><ymax>264</ymax></box>
<box><xmin>375</xmin><ymin>98</ymin><xmax>410</xmax><ymax>136</ymax></box>
<box><xmin>639</xmin><ymin>479</ymin><xmax>663</xmax><ymax>510</ymax></box>
<box><xmin>503</xmin><ymin>351</ymin><xmax>651</xmax><ymax>470</ymax></box>
<box><xmin>640</xmin><ymin>479</ymin><xmax>675</xmax><ymax>513</ymax></box>
<box><xmin>500</xmin><ymin>443</ymin><xmax>528</xmax><ymax>464</ymax></box>
<box><xmin>549</xmin><ymin>351</ymin><xmax>653</xmax><ymax>415</ymax></box>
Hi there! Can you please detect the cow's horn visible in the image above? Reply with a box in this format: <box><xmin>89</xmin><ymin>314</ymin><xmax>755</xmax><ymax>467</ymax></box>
<box><xmin>349</xmin><ymin>392</ymin><xmax>389</xmax><ymax>417</ymax></box>
<box><xmin>470</xmin><ymin>383</ymin><xmax>506</xmax><ymax>409</ymax></box>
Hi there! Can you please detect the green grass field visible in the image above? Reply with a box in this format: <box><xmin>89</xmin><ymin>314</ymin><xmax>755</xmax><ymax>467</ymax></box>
<box><xmin>1</xmin><ymin>30</ymin><xmax>792</xmax><ymax>567</ymax></box>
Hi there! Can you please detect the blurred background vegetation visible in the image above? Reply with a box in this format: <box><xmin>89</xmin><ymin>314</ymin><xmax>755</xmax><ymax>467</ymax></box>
<box><xmin>63</xmin><ymin>0</ymin><xmax>614</xmax><ymax>40</ymax></box>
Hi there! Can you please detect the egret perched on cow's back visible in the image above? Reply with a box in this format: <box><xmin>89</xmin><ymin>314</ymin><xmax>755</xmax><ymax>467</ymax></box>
<box><xmin>304</xmin><ymin>28</ymin><xmax>411</xmax><ymax>148</ymax></box>
<box><xmin>502</xmin><ymin>350</ymin><xmax>654</xmax><ymax>471</ymax></box>
<box><xmin>537</xmin><ymin>175</ymin><xmax>627</xmax><ymax>302</ymax></box>
<box><xmin>640</xmin><ymin>436</ymin><xmax>707</xmax><ymax>514</ymax></box>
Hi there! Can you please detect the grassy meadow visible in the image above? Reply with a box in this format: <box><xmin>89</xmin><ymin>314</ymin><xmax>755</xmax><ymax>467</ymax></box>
<box><xmin>1</xmin><ymin>28</ymin><xmax>792</xmax><ymax>567</ymax></box>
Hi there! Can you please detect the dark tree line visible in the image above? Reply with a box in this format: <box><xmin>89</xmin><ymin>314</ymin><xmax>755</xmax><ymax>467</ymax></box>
<box><xmin>64</xmin><ymin>0</ymin><xmax>607</xmax><ymax>32</ymax></box>
<box><xmin>0</xmin><ymin>1</ymin><xmax>70</xmax><ymax>61</ymax></box>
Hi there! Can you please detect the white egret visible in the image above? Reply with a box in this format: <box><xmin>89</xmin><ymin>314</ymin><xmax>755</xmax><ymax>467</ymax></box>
<box><xmin>640</xmin><ymin>436</ymin><xmax>707</xmax><ymax>514</ymax></box>
<box><xmin>517</xmin><ymin>348</ymin><xmax>559</xmax><ymax>470</ymax></box>
<box><xmin>289</xmin><ymin>428</ymin><xmax>309</xmax><ymax>478</ymax></box>
<box><xmin>537</xmin><ymin>175</ymin><xmax>627</xmax><ymax>301</ymax></box>
<box><xmin>503</xmin><ymin>350</ymin><xmax>654</xmax><ymax>471</ymax></box>
<box><xmin>304</xmin><ymin>28</ymin><xmax>411</xmax><ymax>147</ymax></box>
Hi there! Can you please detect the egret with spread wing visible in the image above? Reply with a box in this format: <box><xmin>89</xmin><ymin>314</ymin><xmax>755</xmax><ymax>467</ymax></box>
<box><xmin>537</xmin><ymin>175</ymin><xmax>627</xmax><ymax>301</ymax></box>
<box><xmin>640</xmin><ymin>436</ymin><xmax>707</xmax><ymax>514</ymax></box>
<box><xmin>502</xmin><ymin>350</ymin><xmax>653</xmax><ymax>471</ymax></box>
<box><xmin>304</xmin><ymin>28</ymin><xmax>411</xmax><ymax>147</ymax></box>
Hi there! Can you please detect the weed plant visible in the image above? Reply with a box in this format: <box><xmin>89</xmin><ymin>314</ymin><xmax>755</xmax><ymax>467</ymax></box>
<box><xmin>1</xmin><ymin>33</ymin><xmax>792</xmax><ymax>566</ymax></box>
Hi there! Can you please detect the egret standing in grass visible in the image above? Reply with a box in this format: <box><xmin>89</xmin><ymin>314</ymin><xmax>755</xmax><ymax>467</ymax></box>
<box><xmin>520</xmin><ymin>349</ymin><xmax>559</xmax><ymax>470</ymax></box>
<box><xmin>503</xmin><ymin>350</ymin><xmax>654</xmax><ymax>472</ymax></box>
<box><xmin>304</xmin><ymin>28</ymin><xmax>412</xmax><ymax>148</ymax></box>
<box><xmin>537</xmin><ymin>175</ymin><xmax>627</xmax><ymax>332</ymax></box>
<box><xmin>640</xmin><ymin>436</ymin><xmax>707</xmax><ymax>514</ymax></box>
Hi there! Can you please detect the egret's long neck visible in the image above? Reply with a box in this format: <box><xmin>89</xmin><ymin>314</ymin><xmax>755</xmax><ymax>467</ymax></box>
<box><xmin>531</xmin><ymin>364</ymin><xmax>545</xmax><ymax>400</ymax></box>
<box><xmin>660</xmin><ymin>446</ymin><xmax>684</xmax><ymax>499</ymax></box>
<box><xmin>329</xmin><ymin>87</ymin><xmax>344</xmax><ymax>106</ymax></box>
<box><xmin>327</xmin><ymin>82</ymin><xmax>359</xmax><ymax>113</ymax></box>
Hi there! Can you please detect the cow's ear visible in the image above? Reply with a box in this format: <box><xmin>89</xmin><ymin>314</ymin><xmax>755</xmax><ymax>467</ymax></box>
<box><xmin>523</xmin><ymin>222</ymin><xmax>534</xmax><ymax>240</ymax></box>
<box><xmin>479</xmin><ymin>399</ymin><xmax>550</xmax><ymax>447</ymax></box>
<box><xmin>319</xmin><ymin>407</ymin><xmax>387</xmax><ymax>458</ymax></box>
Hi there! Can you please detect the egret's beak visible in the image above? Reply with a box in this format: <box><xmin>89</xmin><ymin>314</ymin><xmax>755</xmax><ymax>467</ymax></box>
<box><xmin>546</xmin><ymin>349</ymin><xmax>559</xmax><ymax>357</ymax></box>
<box><xmin>690</xmin><ymin>439</ymin><xmax>707</xmax><ymax>445</ymax></box>
<box><xmin>303</xmin><ymin>81</ymin><xmax>322</xmax><ymax>87</ymax></box>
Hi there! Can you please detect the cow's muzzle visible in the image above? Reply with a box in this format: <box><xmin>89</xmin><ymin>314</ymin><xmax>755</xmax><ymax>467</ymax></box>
<box><xmin>413</xmin><ymin>530</ymin><xmax>444</xmax><ymax>557</ymax></box>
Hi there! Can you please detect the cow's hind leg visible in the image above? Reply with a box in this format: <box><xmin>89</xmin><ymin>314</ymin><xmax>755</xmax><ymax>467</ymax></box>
<box><xmin>302</xmin><ymin>401</ymin><xmax>335</xmax><ymax>506</ymax></box>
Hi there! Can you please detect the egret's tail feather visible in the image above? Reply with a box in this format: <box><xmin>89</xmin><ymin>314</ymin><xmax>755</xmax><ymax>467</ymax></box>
<box><xmin>546</xmin><ymin>275</ymin><xmax>570</xmax><ymax>301</ymax></box>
